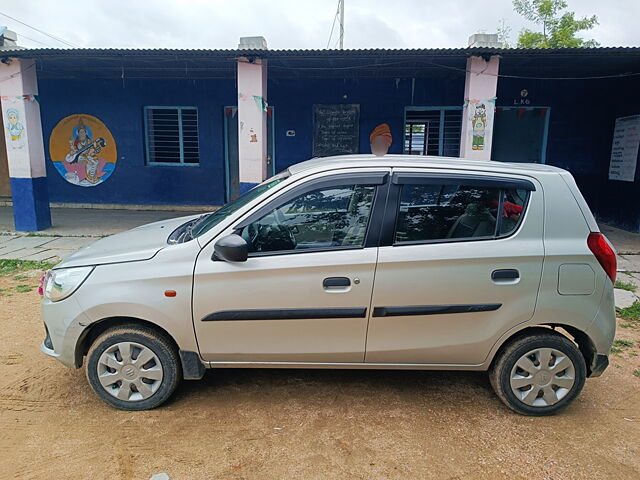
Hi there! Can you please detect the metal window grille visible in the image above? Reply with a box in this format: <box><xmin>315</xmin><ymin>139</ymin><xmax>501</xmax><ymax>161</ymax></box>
<box><xmin>144</xmin><ymin>106</ymin><xmax>200</xmax><ymax>165</ymax></box>
<box><xmin>404</xmin><ymin>108</ymin><xmax>462</xmax><ymax>157</ymax></box>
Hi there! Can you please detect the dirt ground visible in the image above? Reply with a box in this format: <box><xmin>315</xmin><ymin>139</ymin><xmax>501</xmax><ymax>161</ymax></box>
<box><xmin>1</xmin><ymin>269</ymin><xmax>639</xmax><ymax>480</ymax></box>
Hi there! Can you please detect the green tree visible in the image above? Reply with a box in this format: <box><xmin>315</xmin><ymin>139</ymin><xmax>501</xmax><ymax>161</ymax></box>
<box><xmin>513</xmin><ymin>0</ymin><xmax>599</xmax><ymax>48</ymax></box>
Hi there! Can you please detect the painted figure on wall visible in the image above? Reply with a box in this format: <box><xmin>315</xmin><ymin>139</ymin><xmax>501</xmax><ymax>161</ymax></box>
<box><xmin>49</xmin><ymin>114</ymin><xmax>117</xmax><ymax>187</ymax></box>
<box><xmin>471</xmin><ymin>103</ymin><xmax>487</xmax><ymax>151</ymax></box>
<box><xmin>5</xmin><ymin>108</ymin><xmax>25</xmax><ymax>150</ymax></box>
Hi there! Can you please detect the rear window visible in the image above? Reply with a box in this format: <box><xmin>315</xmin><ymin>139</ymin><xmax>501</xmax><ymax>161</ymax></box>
<box><xmin>395</xmin><ymin>183</ymin><xmax>529</xmax><ymax>244</ymax></box>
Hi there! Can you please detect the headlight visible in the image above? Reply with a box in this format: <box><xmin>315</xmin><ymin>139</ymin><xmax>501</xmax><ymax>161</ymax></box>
<box><xmin>44</xmin><ymin>266</ymin><xmax>94</xmax><ymax>302</ymax></box>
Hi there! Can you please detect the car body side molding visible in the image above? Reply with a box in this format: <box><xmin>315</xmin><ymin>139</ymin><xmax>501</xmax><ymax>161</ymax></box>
<box><xmin>202</xmin><ymin>307</ymin><xmax>368</xmax><ymax>321</ymax></box>
<box><xmin>372</xmin><ymin>304</ymin><xmax>502</xmax><ymax>317</ymax></box>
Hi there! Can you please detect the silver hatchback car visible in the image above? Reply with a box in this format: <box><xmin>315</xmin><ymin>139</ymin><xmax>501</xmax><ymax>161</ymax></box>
<box><xmin>41</xmin><ymin>155</ymin><xmax>617</xmax><ymax>415</ymax></box>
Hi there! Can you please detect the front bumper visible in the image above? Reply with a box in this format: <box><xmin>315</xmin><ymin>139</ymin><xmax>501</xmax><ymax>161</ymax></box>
<box><xmin>40</xmin><ymin>295</ymin><xmax>92</xmax><ymax>369</ymax></box>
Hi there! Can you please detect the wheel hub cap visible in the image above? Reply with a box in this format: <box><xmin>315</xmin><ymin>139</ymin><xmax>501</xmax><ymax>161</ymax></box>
<box><xmin>509</xmin><ymin>347</ymin><xmax>576</xmax><ymax>407</ymax></box>
<box><xmin>97</xmin><ymin>341</ymin><xmax>163</xmax><ymax>402</ymax></box>
<box><xmin>122</xmin><ymin>365</ymin><xmax>138</xmax><ymax>379</ymax></box>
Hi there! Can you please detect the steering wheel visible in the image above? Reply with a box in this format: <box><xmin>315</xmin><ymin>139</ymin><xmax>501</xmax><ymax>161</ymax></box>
<box><xmin>257</xmin><ymin>223</ymin><xmax>296</xmax><ymax>251</ymax></box>
<box><xmin>246</xmin><ymin>223</ymin><xmax>260</xmax><ymax>246</ymax></box>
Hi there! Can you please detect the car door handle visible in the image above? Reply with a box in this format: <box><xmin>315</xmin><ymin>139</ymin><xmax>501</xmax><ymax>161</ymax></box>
<box><xmin>323</xmin><ymin>277</ymin><xmax>351</xmax><ymax>288</ymax></box>
<box><xmin>491</xmin><ymin>269</ymin><xmax>520</xmax><ymax>281</ymax></box>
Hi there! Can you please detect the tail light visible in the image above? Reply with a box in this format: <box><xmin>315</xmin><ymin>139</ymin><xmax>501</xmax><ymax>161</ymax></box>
<box><xmin>587</xmin><ymin>233</ymin><xmax>617</xmax><ymax>283</ymax></box>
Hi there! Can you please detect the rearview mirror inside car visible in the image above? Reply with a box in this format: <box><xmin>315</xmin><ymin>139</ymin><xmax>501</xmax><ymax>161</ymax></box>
<box><xmin>213</xmin><ymin>234</ymin><xmax>248</xmax><ymax>262</ymax></box>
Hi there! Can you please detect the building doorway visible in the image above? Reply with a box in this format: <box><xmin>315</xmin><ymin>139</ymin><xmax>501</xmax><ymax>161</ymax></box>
<box><xmin>0</xmin><ymin>114</ymin><xmax>11</xmax><ymax>198</ymax></box>
<box><xmin>492</xmin><ymin>107</ymin><xmax>550</xmax><ymax>163</ymax></box>
<box><xmin>223</xmin><ymin>106</ymin><xmax>275</xmax><ymax>202</ymax></box>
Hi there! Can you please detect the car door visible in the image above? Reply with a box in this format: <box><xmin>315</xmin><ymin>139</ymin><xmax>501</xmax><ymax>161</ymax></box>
<box><xmin>365</xmin><ymin>170</ymin><xmax>544</xmax><ymax>365</ymax></box>
<box><xmin>192</xmin><ymin>169</ymin><xmax>390</xmax><ymax>363</ymax></box>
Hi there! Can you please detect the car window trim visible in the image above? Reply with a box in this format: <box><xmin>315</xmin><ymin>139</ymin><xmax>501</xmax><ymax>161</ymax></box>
<box><xmin>392</xmin><ymin>172</ymin><xmax>536</xmax><ymax>191</ymax></box>
<box><xmin>246</xmin><ymin>244</ymin><xmax>366</xmax><ymax>258</ymax></box>
<box><xmin>494</xmin><ymin>189</ymin><xmax>505</xmax><ymax>237</ymax></box>
<box><xmin>380</xmin><ymin>172</ymin><xmax>532</xmax><ymax>247</ymax></box>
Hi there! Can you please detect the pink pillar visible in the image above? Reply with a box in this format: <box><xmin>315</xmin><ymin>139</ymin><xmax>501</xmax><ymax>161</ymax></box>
<box><xmin>459</xmin><ymin>56</ymin><xmax>500</xmax><ymax>160</ymax></box>
<box><xmin>236</xmin><ymin>58</ymin><xmax>268</xmax><ymax>192</ymax></box>
<box><xmin>0</xmin><ymin>58</ymin><xmax>51</xmax><ymax>230</ymax></box>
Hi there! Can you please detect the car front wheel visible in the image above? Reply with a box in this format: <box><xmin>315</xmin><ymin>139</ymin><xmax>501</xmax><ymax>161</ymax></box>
<box><xmin>489</xmin><ymin>331</ymin><xmax>586</xmax><ymax>416</ymax></box>
<box><xmin>86</xmin><ymin>325</ymin><xmax>181</xmax><ymax>410</ymax></box>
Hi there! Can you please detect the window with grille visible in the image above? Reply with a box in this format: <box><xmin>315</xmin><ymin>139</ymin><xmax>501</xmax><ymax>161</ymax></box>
<box><xmin>404</xmin><ymin>108</ymin><xmax>462</xmax><ymax>157</ymax></box>
<box><xmin>144</xmin><ymin>106</ymin><xmax>200</xmax><ymax>165</ymax></box>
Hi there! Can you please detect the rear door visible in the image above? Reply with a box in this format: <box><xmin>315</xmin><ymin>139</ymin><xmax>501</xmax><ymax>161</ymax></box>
<box><xmin>365</xmin><ymin>170</ymin><xmax>544</xmax><ymax>365</ymax></box>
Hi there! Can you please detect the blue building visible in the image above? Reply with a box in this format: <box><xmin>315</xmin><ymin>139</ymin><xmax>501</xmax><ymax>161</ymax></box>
<box><xmin>0</xmin><ymin>42</ymin><xmax>639</xmax><ymax>231</ymax></box>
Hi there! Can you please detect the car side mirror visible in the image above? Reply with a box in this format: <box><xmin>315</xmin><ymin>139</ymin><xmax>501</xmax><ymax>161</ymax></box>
<box><xmin>213</xmin><ymin>234</ymin><xmax>248</xmax><ymax>262</ymax></box>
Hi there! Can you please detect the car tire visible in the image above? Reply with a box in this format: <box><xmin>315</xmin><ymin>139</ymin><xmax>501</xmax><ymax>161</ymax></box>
<box><xmin>489</xmin><ymin>331</ymin><xmax>586</xmax><ymax>416</ymax></box>
<box><xmin>86</xmin><ymin>325</ymin><xmax>181</xmax><ymax>411</ymax></box>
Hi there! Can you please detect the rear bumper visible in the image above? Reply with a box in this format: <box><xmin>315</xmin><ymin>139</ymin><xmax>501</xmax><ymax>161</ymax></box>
<box><xmin>588</xmin><ymin>353</ymin><xmax>609</xmax><ymax>378</ymax></box>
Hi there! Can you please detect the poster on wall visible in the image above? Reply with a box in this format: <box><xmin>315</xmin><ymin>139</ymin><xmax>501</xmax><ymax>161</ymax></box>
<box><xmin>2</xmin><ymin>100</ymin><xmax>30</xmax><ymax>178</ymax></box>
<box><xmin>465</xmin><ymin>98</ymin><xmax>495</xmax><ymax>155</ymax></box>
<box><xmin>49</xmin><ymin>114</ymin><xmax>117</xmax><ymax>187</ymax></box>
<box><xmin>608</xmin><ymin>114</ymin><xmax>640</xmax><ymax>182</ymax></box>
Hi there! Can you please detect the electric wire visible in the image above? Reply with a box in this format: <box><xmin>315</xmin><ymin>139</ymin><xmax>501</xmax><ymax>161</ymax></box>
<box><xmin>2</xmin><ymin>51</ymin><xmax>638</xmax><ymax>82</ymax></box>
<box><xmin>266</xmin><ymin>58</ymin><xmax>640</xmax><ymax>80</ymax></box>
<box><xmin>13</xmin><ymin>31</ymin><xmax>53</xmax><ymax>47</ymax></box>
<box><xmin>0</xmin><ymin>10</ymin><xmax>80</xmax><ymax>48</ymax></box>
<box><xmin>326</xmin><ymin>0</ymin><xmax>341</xmax><ymax>49</ymax></box>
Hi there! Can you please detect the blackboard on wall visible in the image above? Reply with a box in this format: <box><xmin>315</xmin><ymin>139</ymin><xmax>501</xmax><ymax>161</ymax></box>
<box><xmin>312</xmin><ymin>104</ymin><xmax>360</xmax><ymax>157</ymax></box>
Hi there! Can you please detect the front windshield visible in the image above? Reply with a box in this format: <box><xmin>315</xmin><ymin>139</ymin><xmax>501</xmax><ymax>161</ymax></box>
<box><xmin>189</xmin><ymin>171</ymin><xmax>290</xmax><ymax>239</ymax></box>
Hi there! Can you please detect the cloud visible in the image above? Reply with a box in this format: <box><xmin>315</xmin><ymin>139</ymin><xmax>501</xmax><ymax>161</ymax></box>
<box><xmin>346</xmin><ymin>8</ymin><xmax>406</xmax><ymax>49</ymax></box>
<box><xmin>2</xmin><ymin>0</ymin><xmax>638</xmax><ymax>50</ymax></box>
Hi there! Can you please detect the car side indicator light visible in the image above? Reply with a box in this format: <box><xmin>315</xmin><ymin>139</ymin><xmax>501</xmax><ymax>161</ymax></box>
<box><xmin>164</xmin><ymin>290</ymin><xmax>177</xmax><ymax>297</ymax></box>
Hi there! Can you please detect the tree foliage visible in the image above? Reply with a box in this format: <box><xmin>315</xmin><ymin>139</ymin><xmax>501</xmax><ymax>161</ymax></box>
<box><xmin>513</xmin><ymin>0</ymin><xmax>599</xmax><ymax>48</ymax></box>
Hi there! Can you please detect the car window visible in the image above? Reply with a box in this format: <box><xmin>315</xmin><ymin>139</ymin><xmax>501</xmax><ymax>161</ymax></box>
<box><xmin>187</xmin><ymin>172</ymin><xmax>290</xmax><ymax>240</ymax></box>
<box><xmin>499</xmin><ymin>189</ymin><xmax>528</xmax><ymax>236</ymax></box>
<box><xmin>395</xmin><ymin>182</ymin><xmax>528</xmax><ymax>243</ymax></box>
<box><xmin>238</xmin><ymin>184</ymin><xmax>376</xmax><ymax>254</ymax></box>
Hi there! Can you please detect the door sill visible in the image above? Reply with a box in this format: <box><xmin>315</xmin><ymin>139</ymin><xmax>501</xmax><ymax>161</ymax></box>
<box><xmin>204</xmin><ymin>360</ymin><xmax>484</xmax><ymax>370</ymax></box>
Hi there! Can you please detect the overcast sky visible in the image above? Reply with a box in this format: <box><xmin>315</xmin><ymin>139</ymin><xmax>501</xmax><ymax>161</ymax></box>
<box><xmin>2</xmin><ymin>0</ymin><xmax>638</xmax><ymax>50</ymax></box>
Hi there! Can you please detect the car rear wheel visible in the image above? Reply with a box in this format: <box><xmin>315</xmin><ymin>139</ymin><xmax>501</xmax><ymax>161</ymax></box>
<box><xmin>86</xmin><ymin>325</ymin><xmax>181</xmax><ymax>410</ymax></box>
<box><xmin>489</xmin><ymin>331</ymin><xmax>586</xmax><ymax>416</ymax></box>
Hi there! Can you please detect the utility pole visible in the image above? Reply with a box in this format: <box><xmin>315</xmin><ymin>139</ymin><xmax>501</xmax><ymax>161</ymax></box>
<box><xmin>338</xmin><ymin>0</ymin><xmax>344</xmax><ymax>49</ymax></box>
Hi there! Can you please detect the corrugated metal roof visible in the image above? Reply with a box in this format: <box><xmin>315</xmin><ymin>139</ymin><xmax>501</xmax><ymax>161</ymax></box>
<box><xmin>1</xmin><ymin>46</ymin><xmax>640</xmax><ymax>58</ymax></box>
<box><xmin>3</xmin><ymin>46</ymin><xmax>637</xmax><ymax>81</ymax></box>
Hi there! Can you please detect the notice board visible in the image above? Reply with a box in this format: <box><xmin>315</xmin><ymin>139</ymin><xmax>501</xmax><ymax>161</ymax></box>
<box><xmin>609</xmin><ymin>114</ymin><xmax>640</xmax><ymax>182</ymax></box>
<box><xmin>312</xmin><ymin>104</ymin><xmax>360</xmax><ymax>157</ymax></box>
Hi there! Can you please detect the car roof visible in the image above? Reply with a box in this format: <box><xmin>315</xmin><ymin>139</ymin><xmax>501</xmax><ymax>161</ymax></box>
<box><xmin>287</xmin><ymin>154</ymin><xmax>566</xmax><ymax>177</ymax></box>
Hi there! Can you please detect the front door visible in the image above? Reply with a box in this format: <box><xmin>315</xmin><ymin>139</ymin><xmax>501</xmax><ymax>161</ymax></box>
<box><xmin>365</xmin><ymin>170</ymin><xmax>544</xmax><ymax>365</ymax></box>
<box><xmin>224</xmin><ymin>106</ymin><xmax>275</xmax><ymax>202</ymax></box>
<box><xmin>192</xmin><ymin>170</ymin><xmax>388</xmax><ymax>363</ymax></box>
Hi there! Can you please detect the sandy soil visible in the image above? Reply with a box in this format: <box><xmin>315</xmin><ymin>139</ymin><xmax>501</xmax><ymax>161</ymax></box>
<box><xmin>1</xmin><ymin>269</ymin><xmax>639</xmax><ymax>480</ymax></box>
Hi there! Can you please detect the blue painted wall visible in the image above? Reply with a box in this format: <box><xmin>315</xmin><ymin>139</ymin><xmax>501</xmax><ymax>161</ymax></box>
<box><xmin>497</xmin><ymin>76</ymin><xmax>640</xmax><ymax>231</ymax></box>
<box><xmin>269</xmin><ymin>76</ymin><xmax>465</xmax><ymax>171</ymax></box>
<box><xmin>36</xmin><ymin>71</ymin><xmax>638</xmax><ymax>231</ymax></box>
<box><xmin>38</xmin><ymin>77</ymin><xmax>236</xmax><ymax>206</ymax></box>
